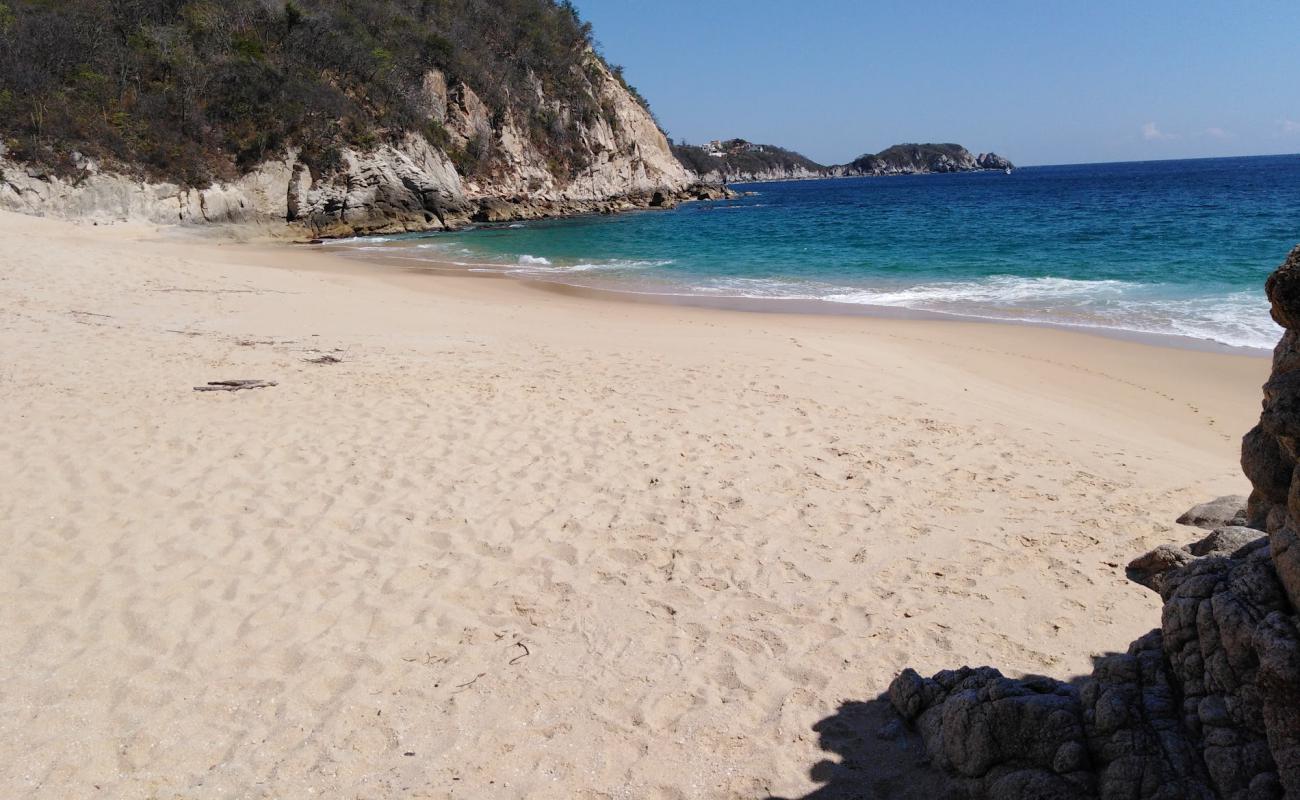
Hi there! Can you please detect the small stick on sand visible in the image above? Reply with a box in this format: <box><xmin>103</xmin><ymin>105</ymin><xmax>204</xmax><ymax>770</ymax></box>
<box><xmin>509</xmin><ymin>642</ymin><xmax>530</xmax><ymax>666</ymax></box>
<box><xmin>452</xmin><ymin>673</ymin><xmax>486</xmax><ymax>693</ymax></box>
<box><xmin>193</xmin><ymin>380</ymin><xmax>278</xmax><ymax>392</ymax></box>
<box><xmin>154</xmin><ymin>287</ymin><xmax>292</xmax><ymax>294</ymax></box>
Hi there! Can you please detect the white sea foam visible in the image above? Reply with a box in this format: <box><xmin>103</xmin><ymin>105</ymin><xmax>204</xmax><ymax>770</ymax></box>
<box><xmin>511</xmin><ymin>258</ymin><xmax>673</xmax><ymax>274</ymax></box>
<box><xmin>821</xmin><ymin>275</ymin><xmax>1136</xmax><ymax>306</ymax></box>
<box><xmin>317</xmin><ymin>235</ymin><xmax>401</xmax><ymax>250</ymax></box>
<box><xmin>562</xmin><ymin>259</ymin><xmax>672</xmax><ymax>273</ymax></box>
<box><xmin>692</xmin><ymin>275</ymin><xmax>1275</xmax><ymax>350</ymax></box>
<box><xmin>340</xmin><ymin>238</ymin><xmax>1275</xmax><ymax>351</ymax></box>
<box><xmin>1133</xmin><ymin>291</ymin><xmax>1277</xmax><ymax>350</ymax></box>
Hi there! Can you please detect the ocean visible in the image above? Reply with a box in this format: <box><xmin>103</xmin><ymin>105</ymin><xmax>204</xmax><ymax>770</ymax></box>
<box><xmin>325</xmin><ymin>154</ymin><xmax>1300</xmax><ymax>351</ymax></box>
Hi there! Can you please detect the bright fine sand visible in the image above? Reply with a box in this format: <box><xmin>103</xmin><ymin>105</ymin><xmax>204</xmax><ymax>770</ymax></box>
<box><xmin>0</xmin><ymin>210</ymin><xmax>1271</xmax><ymax>799</ymax></box>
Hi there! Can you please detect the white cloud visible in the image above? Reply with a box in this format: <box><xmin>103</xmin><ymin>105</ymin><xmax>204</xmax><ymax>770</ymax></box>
<box><xmin>1141</xmin><ymin>121</ymin><xmax>1178</xmax><ymax>141</ymax></box>
<box><xmin>1202</xmin><ymin>127</ymin><xmax>1232</xmax><ymax>139</ymax></box>
<box><xmin>1282</xmin><ymin>120</ymin><xmax>1300</xmax><ymax>135</ymax></box>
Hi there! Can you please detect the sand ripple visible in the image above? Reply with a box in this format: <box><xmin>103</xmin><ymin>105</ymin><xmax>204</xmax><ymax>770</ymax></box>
<box><xmin>0</xmin><ymin>214</ymin><xmax>1263</xmax><ymax>798</ymax></box>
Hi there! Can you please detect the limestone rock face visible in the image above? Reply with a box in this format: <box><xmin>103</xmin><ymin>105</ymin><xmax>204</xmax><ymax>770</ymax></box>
<box><xmin>688</xmin><ymin>164</ymin><xmax>825</xmax><ymax>184</ymax></box>
<box><xmin>886</xmin><ymin>245</ymin><xmax>1300</xmax><ymax>800</ymax></box>
<box><xmin>0</xmin><ymin>155</ymin><xmax>299</xmax><ymax>229</ymax></box>
<box><xmin>737</xmin><ymin>166</ymin><xmax>819</xmax><ymax>183</ymax></box>
<box><xmin>0</xmin><ymin>56</ymin><xmax>695</xmax><ymax>237</ymax></box>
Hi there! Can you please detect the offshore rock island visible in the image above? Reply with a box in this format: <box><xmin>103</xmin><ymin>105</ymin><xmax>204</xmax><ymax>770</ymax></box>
<box><xmin>672</xmin><ymin>139</ymin><xmax>1015</xmax><ymax>184</ymax></box>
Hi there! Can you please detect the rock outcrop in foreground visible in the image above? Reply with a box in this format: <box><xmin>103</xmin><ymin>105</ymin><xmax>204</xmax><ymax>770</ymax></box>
<box><xmin>886</xmin><ymin>245</ymin><xmax>1300</xmax><ymax>799</ymax></box>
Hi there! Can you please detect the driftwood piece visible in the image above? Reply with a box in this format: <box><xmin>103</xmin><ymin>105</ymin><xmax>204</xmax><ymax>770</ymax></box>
<box><xmin>193</xmin><ymin>380</ymin><xmax>278</xmax><ymax>392</ymax></box>
<box><xmin>305</xmin><ymin>355</ymin><xmax>343</xmax><ymax>365</ymax></box>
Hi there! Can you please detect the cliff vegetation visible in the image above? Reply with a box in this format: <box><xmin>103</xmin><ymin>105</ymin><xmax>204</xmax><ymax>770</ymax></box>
<box><xmin>0</xmin><ymin>0</ymin><xmax>697</xmax><ymax>234</ymax></box>
<box><xmin>0</xmin><ymin>0</ymin><xmax>648</xmax><ymax>187</ymax></box>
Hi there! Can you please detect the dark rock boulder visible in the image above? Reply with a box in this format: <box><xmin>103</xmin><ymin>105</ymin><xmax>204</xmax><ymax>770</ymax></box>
<box><xmin>472</xmin><ymin>198</ymin><xmax>516</xmax><ymax>224</ymax></box>
<box><xmin>648</xmin><ymin>190</ymin><xmax>670</xmax><ymax>207</ymax></box>
<box><xmin>1189</xmin><ymin>527</ymin><xmax>1267</xmax><ymax>557</ymax></box>
<box><xmin>1243</xmin><ymin>423</ymin><xmax>1294</xmax><ymax>531</ymax></box>
<box><xmin>1265</xmin><ymin>246</ymin><xmax>1300</xmax><ymax>330</ymax></box>
<box><xmin>1124</xmin><ymin>527</ymin><xmax>1266</xmax><ymax>593</ymax></box>
<box><xmin>688</xmin><ymin>182</ymin><xmax>737</xmax><ymax>201</ymax></box>
<box><xmin>1126</xmin><ymin>543</ymin><xmax>1196</xmax><ymax>592</ymax></box>
<box><xmin>890</xmin><ymin>666</ymin><xmax>1094</xmax><ymax>798</ymax></box>
<box><xmin>1177</xmin><ymin>496</ymin><xmax>1250</xmax><ymax>529</ymax></box>
<box><xmin>890</xmin><ymin>527</ymin><xmax>1285</xmax><ymax>799</ymax></box>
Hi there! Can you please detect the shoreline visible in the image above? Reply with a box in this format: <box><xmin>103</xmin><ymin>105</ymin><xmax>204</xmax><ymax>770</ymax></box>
<box><xmin>314</xmin><ymin>242</ymin><xmax>1272</xmax><ymax>358</ymax></box>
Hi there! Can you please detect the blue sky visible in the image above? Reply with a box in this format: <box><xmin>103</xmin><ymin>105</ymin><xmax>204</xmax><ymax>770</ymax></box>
<box><xmin>572</xmin><ymin>0</ymin><xmax>1300</xmax><ymax>166</ymax></box>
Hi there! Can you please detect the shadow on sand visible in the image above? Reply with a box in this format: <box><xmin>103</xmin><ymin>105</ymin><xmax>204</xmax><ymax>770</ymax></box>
<box><xmin>766</xmin><ymin>696</ymin><xmax>948</xmax><ymax>800</ymax></box>
<box><xmin>770</xmin><ymin>660</ymin><xmax>1114</xmax><ymax>799</ymax></box>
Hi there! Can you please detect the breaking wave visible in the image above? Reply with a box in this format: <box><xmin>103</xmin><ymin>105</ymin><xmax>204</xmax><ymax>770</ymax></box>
<box><xmin>683</xmin><ymin>275</ymin><xmax>1275</xmax><ymax>350</ymax></box>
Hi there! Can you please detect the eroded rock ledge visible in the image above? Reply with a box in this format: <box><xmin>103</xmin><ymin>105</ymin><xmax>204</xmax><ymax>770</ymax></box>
<box><xmin>886</xmin><ymin>246</ymin><xmax>1300</xmax><ymax>800</ymax></box>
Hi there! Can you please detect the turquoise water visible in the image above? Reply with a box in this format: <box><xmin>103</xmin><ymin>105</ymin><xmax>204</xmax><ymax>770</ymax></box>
<box><xmin>327</xmin><ymin>154</ymin><xmax>1300</xmax><ymax>350</ymax></box>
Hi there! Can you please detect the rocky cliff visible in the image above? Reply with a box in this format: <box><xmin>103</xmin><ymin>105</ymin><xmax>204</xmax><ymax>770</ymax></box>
<box><xmin>883</xmin><ymin>245</ymin><xmax>1300</xmax><ymax>800</ymax></box>
<box><xmin>0</xmin><ymin>1</ymin><xmax>696</xmax><ymax>236</ymax></box>
<box><xmin>0</xmin><ymin>58</ymin><xmax>693</xmax><ymax>236</ymax></box>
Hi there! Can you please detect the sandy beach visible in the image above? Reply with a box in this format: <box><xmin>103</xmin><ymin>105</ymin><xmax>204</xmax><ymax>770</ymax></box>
<box><xmin>0</xmin><ymin>211</ymin><xmax>1271</xmax><ymax>799</ymax></box>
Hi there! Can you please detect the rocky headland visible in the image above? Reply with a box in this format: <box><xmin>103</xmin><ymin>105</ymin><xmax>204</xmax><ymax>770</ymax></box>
<box><xmin>0</xmin><ymin>58</ymin><xmax>706</xmax><ymax>238</ymax></box>
<box><xmin>671</xmin><ymin>138</ymin><xmax>829</xmax><ymax>183</ymax></box>
<box><xmin>883</xmin><ymin>245</ymin><xmax>1300</xmax><ymax>800</ymax></box>
<box><xmin>0</xmin><ymin>1</ymin><xmax>724</xmax><ymax>238</ymax></box>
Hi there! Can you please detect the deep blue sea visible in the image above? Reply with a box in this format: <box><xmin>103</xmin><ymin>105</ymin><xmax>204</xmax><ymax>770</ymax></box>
<box><xmin>327</xmin><ymin>154</ymin><xmax>1300</xmax><ymax>350</ymax></box>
